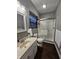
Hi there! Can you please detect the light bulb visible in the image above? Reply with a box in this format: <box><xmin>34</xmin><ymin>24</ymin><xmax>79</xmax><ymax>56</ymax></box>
<box><xmin>43</xmin><ymin>4</ymin><xmax>46</xmax><ymax>8</ymax></box>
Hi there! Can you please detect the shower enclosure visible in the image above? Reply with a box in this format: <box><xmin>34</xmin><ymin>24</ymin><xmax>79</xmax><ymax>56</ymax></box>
<box><xmin>38</xmin><ymin>18</ymin><xmax>56</xmax><ymax>42</ymax></box>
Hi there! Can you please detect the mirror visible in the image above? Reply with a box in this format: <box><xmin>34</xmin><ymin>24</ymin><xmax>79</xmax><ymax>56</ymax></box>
<box><xmin>17</xmin><ymin>11</ymin><xmax>27</xmax><ymax>33</ymax></box>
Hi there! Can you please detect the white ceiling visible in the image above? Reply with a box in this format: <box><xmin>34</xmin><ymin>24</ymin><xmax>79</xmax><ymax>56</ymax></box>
<box><xmin>31</xmin><ymin>0</ymin><xmax>59</xmax><ymax>14</ymax></box>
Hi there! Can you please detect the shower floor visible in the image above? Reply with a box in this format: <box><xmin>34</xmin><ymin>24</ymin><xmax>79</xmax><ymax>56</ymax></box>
<box><xmin>34</xmin><ymin>42</ymin><xmax>59</xmax><ymax>59</ymax></box>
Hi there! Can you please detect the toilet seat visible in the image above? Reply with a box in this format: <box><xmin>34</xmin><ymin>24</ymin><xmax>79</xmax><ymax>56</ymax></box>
<box><xmin>37</xmin><ymin>38</ymin><xmax>44</xmax><ymax>43</ymax></box>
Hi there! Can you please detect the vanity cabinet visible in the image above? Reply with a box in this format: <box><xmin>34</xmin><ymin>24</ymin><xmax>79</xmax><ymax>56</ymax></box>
<box><xmin>20</xmin><ymin>40</ymin><xmax>37</xmax><ymax>59</ymax></box>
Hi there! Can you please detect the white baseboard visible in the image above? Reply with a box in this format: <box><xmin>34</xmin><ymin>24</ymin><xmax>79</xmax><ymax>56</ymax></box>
<box><xmin>54</xmin><ymin>42</ymin><xmax>61</xmax><ymax>59</ymax></box>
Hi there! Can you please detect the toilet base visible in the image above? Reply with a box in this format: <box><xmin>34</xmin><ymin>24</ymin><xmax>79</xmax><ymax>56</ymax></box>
<box><xmin>37</xmin><ymin>42</ymin><xmax>43</xmax><ymax>47</ymax></box>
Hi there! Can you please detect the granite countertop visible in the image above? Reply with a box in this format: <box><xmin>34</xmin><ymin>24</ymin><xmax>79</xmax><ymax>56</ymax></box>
<box><xmin>17</xmin><ymin>37</ymin><xmax>37</xmax><ymax>59</ymax></box>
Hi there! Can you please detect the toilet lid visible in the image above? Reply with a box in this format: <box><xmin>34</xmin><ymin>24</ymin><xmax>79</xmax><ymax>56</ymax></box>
<box><xmin>37</xmin><ymin>38</ymin><xmax>44</xmax><ymax>42</ymax></box>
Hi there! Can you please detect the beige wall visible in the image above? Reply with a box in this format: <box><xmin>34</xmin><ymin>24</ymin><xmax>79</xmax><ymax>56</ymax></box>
<box><xmin>56</xmin><ymin>1</ymin><xmax>61</xmax><ymax>31</ymax></box>
<box><xmin>55</xmin><ymin>1</ymin><xmax>61</xmax><ymax>53</ymax></box>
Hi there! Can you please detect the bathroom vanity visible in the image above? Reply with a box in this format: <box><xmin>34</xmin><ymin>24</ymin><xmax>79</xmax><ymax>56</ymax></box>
<box><xmin>17</xmin><ymin>37</ymin><xmax>37</xmax><ymax>59</ymax></box>
<box><xmin>17</xmin><ymin>2</ymin><xmax>38</xmax><ymax>59</ymax></box>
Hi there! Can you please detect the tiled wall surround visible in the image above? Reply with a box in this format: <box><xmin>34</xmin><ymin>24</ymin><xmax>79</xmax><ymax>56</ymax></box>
<box><xmin>17</xmin><ymin>31</ymin><xmax>28</xmax><ymax>42</ymax></box>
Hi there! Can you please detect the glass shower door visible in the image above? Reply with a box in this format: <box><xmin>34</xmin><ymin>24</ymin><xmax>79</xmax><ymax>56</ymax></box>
<box><xmin>46</xmin><ymin>19</ymin><xmax>55</xmax><ymax>42</ymax></box>
<box><xmin>38</xmin><ymin>19</ymin><xmax>55</xmax><ymax>42</ymax></box>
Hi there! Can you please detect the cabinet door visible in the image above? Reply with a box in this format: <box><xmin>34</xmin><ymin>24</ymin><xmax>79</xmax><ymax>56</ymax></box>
<box><xmin>33</xmin><ymin>45</ymin><xmax>37</xmax><ymax>57</ymax></box>
<box><xmin>28</xmin><ymin>50</ymin><xmax>34</xmax><ymax>59</ymax></box>
<box><xmin>20</xmin><ymin>53</ymin><xmax>28</xmax><ymax>59</ymax></box>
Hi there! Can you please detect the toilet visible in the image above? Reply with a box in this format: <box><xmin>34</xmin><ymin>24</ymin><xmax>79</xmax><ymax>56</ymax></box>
<box><xmin>37</xmin><ymin>38</ymin><xmax>44</xmax><ymax>47</ymax></box>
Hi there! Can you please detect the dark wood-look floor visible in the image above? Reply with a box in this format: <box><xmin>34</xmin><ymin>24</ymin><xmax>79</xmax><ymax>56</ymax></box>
<box><xmin>34</xmin><ymin>42</ymin><xmax>59</xmax><ymax>59</ymax></box>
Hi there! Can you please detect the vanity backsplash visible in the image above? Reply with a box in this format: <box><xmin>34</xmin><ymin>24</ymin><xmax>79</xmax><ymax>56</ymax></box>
<box><xmin>17</xmin><ymin>31</ymin><xmax>28</xmax><ymax>42</ymax></box>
